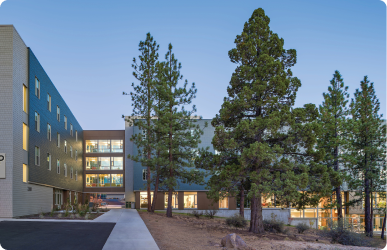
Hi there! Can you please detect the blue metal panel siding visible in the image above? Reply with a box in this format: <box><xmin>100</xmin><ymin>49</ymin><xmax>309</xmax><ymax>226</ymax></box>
<box><xmin>133</xmin><ymin>119</ymin><xmax>214</xmax><ymax>191</ymax></box>
<box><xmin>28</xmin><ymin>49</ymin><xmax>83</xmax><ymax>191</ymax></box>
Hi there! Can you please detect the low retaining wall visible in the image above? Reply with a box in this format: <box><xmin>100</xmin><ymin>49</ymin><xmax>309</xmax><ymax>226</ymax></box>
<box><xmin>290</xmin><ymin>218</ymin><xmax>318</xmax><ymax>229</ymax></box>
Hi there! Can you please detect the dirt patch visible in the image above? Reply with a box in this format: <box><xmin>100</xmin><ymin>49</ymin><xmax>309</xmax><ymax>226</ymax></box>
<box><xmin>138</xmin><ymin>211</ymin><xmax>386</xmax><ymax>250</ymax></box>
<box><xmin>17</xmin><ymin>212</ymin><xmax>105</xmax><ymax>220</ymax></box>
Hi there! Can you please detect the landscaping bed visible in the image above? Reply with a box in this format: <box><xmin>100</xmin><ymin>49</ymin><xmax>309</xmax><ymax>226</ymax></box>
<box><xmin>138</xmin><ymin>210</ymin><xmax>386</xmax><ymax>250</ymax></box>
<box><xmin>17</xmin><ymin>212</ymin><xmax>106</xmax><ymax>220</ymax></box>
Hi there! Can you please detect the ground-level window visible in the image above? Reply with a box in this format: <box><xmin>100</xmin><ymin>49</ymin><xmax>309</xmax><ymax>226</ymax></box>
<box><xmin>55</xmin><ymin>189</ymin><xmax>63</xmax><ymax>208</ymax></box>
<box><xmin>184</xmin><ymin>192</ymin><xmax>197</xmax><ymax>209</ymax></box>
<box><xmin>140</xmin><ymin>191</ymin><xmax>154</xmax><ymax>209</ymax></box>
<box><xmin>219</xmin><ymin>197</ymin><xmax>229</xmax><ymax>209</ymax></box>
<box><xmin>165</xmin><ymin>192</ymin><xmax>178</xmax><ymax>209</ymax></box>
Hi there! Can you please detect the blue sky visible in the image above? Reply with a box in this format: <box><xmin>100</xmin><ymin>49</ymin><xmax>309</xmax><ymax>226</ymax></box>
<box><xmin>0</xmin><ymin>0</ymin><xmax>385</xmax><ymax>130</ymax></box>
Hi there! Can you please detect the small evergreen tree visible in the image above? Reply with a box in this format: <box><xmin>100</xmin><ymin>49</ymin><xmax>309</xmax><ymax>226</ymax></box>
<box><xmin>318</xmin><ymin>70</ymin><xmax>350</xmax><ymax>223</ymax></box>
<box><xmin>157</xmin><ymin>44</ymin><xmax>207</xmax><ymax>218</ymax></box>
<box><xmin>347</xmin><ymin>76</ymin><xmax>386</xmax><ymax>237</ymax></box>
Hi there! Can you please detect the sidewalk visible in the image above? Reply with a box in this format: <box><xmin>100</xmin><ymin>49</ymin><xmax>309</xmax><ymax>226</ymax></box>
<box><xmin>96</xmin><ymin>209</ymin><xmax>159</xmax><ymax>250</ymax></box>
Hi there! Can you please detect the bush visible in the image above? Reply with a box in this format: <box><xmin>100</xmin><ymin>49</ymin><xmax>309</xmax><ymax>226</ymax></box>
<box><xmin>226</xmin><ymin>214</ymin><xmax>248</xmax><ymax>228</ymax></box>
<box><xmin>296</xmin><ymin>223</ymin><xmax>309</xmax><ymax>234</ymax></box>
<box><xmin>318</xmin><ymin>219</ymin><xmax>372</xmax><ymax>247</ymax></box>
<box><xmin>263</xmin><ymin>213</ymin><xmax>285</xmax><ymax>233</ymax></box>
<box><xmin>192</xmin><ymin>210</ymin><xmax>203</xmax><ymax>219</ymax></box>
<box><xmin>204</xmin><ymin>210</ymin><xmax>218</xmax><ymax>219</ymax></box>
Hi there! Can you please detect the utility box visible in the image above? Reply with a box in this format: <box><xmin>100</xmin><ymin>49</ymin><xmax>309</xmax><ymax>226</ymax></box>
<box><xmin>126</xmin><ymin>202</ymin><xmax>129</xmax><ymax>208</ymax></box>
<box><xmin>131</xmin><ymin>202</ymin><xmax>135</xmax><ymax>209</ymax></box>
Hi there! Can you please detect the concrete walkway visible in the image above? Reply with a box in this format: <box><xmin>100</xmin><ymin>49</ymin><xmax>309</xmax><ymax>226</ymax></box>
<box><xmin>95</xmin><ymin>209</ymin><xmax>159</xmax><ymax>250</ymax></box>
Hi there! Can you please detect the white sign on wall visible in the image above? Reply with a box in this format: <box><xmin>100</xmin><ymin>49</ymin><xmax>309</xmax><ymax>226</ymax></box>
<box><xmin>0</xmin><ymin>153</ymin><xmax>5</xmax><ymax>178</ymax></box>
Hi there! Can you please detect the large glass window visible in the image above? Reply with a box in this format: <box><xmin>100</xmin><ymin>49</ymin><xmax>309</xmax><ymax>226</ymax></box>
<box><xmin>98</xmin><ymin>174</ymin><xmax>110</xmax><ymax>187</ymax></box>
<box><xmin>140</xmin><ymin>191</ymin><xmax>153</xmax><ymax>209</ymax></box>
<box><xmin>86</xmin><ymin>140</ymin><xmax>98</xmax><ymax>153</ymax></box>
<box><xmin>111</xmin><ymin>140</ymin><xmax>123</xmax><ymax>153</ymax></box>
<box><xmin>86</xmin><ymin>174</ymin><xmax>98</xmax><ymax>187</ymax></box>
<box><xmin>23</xmin><ymin>85</ymin><xmax>28</xmax><ymax>113</ymax></box>
<box><xmin>290</xmin><ymin>209</ymin><xmax>303</xmax><ymax>218</ymax></box>
<box><xmin>184</xmin><ymin>192</ymin><xmax>197</xmax><ymax>209</ymax></box>
<box><xmin>262</xmin><ymin>194</ymin><xmax>275</xmax><ymax>208</ymax></box>
<box><xmin>111</xmin><ymin>157</ymin><xmax>123</xmax><ymax>170</ymax></box>
<box><xmin>23</xmin><ymin>123</ymin><xmax>28</xmax><ymax>151</ymax></box>
<box><xmin>99</xmin><ymin>157</ymin><xmax>110</xmax><ymax>170</ymax></box>
<box><xmin>86</xmin><ymin>157</ymin><xmax>98</xmax><ymax>170</ymax></box>
<box><xmin>111</xmin><ymin>174</ymin><xmax>123</xmax><ymax>187</ymax></box>
<box><xmin>219</xmin><ymin>197</ymin><xmax>229</xmax><ymax>209</ymax></box>
<box><xmin>99</xmin><ymin>140</ymin><xmax>110</xmax><ymax>153</ymax></box>
<box><xmin>165</xmin><ymin>192</ymin><xmax>178</xmax><ymax>209</ymax></box>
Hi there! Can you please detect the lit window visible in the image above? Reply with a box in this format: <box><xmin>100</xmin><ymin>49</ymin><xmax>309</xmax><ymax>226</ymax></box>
<box><xmin>64</xmin><ymin>116</ymin><xmax>67</xmax><ymax>130</ymax></box>
<box><xmin>219</xmin><ymin>196</ymin><xmax>229</xmax><ymax>209</ymax></box>
<box><xmin>34</xmin><ymin>112</ymin><xmax>40</xmax><ymax>132</ymax></box>
<box><xmin>86</xmin><ymin>174</ymin><xmax>98</xmax><ymax>187</ymax></box>
<box><xmin>111</xmin><ymin>174</ymin><xmax>123</xmax><ymax>187</ymax></box>
<box><xmin>70</xmin><ymin>146</ymin><xmax>73</xmax><ymax>158</ymax></box>
<box><xmin>64</xmin><ymin>140</ymin><xmax>67</xmax><ymax>153</ymax></box>
<box><xmin>23</xmin><ymin>164</ymin><xmax>28</xmax><ymax>183</ymax></box>
<box><xmin>140</xmin><ymin>191</ymin><xmax>154</xmax><ymax>209</ymax></box>
<box><xmin>184</xmin><ymin>192</ymin><xmax>197</xmax><ymax>209</ymax></box>
<box><xmin>98</xmin><ymin>174</ymin><xmax>110</xmax><ymax>187</ymax></box>
<box><xmin>64</xmin><ymin>164</ymin><xmax>67</xmax><ymax>177</ymax></box>
<box><xmin>70</xmin><ymin>124</ymin><xmax>73</xmax><ymax>136</ymax></box>
<box><xmin>56</xmin><ymin>159</ymin><xmax>60</xmax><ymax>174</ymax></box>
<box><xmin>47</xmin><ymin>94</ymin><xmax>51</xmax><ymax>111</ymax></box>
<box><xmin>47</xmin><ymin>123</ymin><xmax>51</xmax><ymax>141</ymax></box>
<box><xmin>35</xmin><ymin>146</ymin><xmax>40</xmax><ymax>166</ymax></box>
<box><xmin>142</xmin><ymin>169</ymin><xmax>148</xmax><ymax>181</ymax></box>
<box><xmin>35</xmin><ymin>77</ymin><xmax>40</xmax><ymax>98</ymax></box>
<box><xmin>47</xmin><ymin>153</ymin><xmax>51</xmax><ymax>170</ymax></box>
<box><xmin>23</xmin><ymin>85</ymin><xmax>28</xmax><ymax>113</ymax></box>
<box><xmin>165</xmin><ymin>192</ymin><xmax>178</xmax><ymax>209</ymax></box>
<box><xmin>23</xmin><ymin>123</ymin><xmax>28</xmax><ymax>151</ymax></box>
<box><xmin>111</xmin><ymin>140</ymin><xmax>123</xmax><ymax>152</ymax></box>
<box><xmin>111</xmin><ymin>157</ymin><xmax>123</xmax><ymax>170</ymax></box>
<box><xmin>57</xmin><ymin>133</ymin><xmax>60</xmax><ymax>147</ymax></box>
<box><xmin>86</xmin><ymin>140</ymin><xmax>98</xmax><ymax>153</ymax></box>
<box><xmin>57</xmin><ymin>106</ymin><xmax>60</xmax><ymax>121</ymax></box>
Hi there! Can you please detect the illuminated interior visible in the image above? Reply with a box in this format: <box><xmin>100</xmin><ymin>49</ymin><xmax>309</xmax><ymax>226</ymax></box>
<box><xmin>184</xmin><ymin>192</ymin><xmax>197</xmax><ymax>209</ymax></box>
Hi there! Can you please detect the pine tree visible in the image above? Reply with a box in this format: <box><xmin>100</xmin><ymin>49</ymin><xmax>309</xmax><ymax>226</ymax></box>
<box><xmin>347</xmin><ymin>76</ymin><xmax>386</xmax><ymax>237</ymax></box>
<box><xmin>157</xmin><ymin>44</ymin><xmax>207</xmax><ymax>217</ymax></box>
<box><xmin>318</xmin><ymin>70</ymin><xmax>350</xmax><ymax>223</ymax></box>
<box><xmin>125</xmin><ymin>33</ymin><xmax>159</xmax><ymax>212</ymax></box>
<box><xmin>210</xmin><ymin>8</ymin><xmax>332</xmax><ymax>233</ymax></box>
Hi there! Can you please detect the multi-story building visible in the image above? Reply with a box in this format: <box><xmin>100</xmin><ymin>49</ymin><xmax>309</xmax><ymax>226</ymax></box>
<box><xmin>0</xmin><ymin>25</ymin><xmax>384</xmax><ymax>233</ymax></box>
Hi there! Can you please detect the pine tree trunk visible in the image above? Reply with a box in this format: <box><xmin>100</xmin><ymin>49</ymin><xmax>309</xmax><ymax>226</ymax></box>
<box><xmin>365</xmin><ymin>175</ymin><xmax>371</xmax><ymax>236</ymax></box>
<box><xmin>381</xmin><ymin>213</ymin><xmax>386</xmax><ymax>240</ymax></box>
<box><xmin>151</xmin><ymin>164</ymin><xmax>160</xmax><ymax>213</ymax></box>
<box><xmin>239</xmin><ymin>185</ymin><xmax>245</xmax><ymax>218</ymax></box>
<box><xmin>334</xmin><ymin>145</ymin><xmax>343</xmax><ymax>226</ymax></box>
<box><xmin>249</xmin><ymin>192</ymin><xmax>264</xmax><ymax>234</ymax></box>
<box><xmin>166</xmin><ymin>188</ymin><xmax>173</xmax><ymax>217</ymax></box>
<box><xmin>166</xmin><ymin>104</ymin><xmax>173</xmax><ymax>218</ymax></box>
<box><xmin>370</xmin><ymin>187</ymin><xmax>374</xmax><ymax>237</ymax></box>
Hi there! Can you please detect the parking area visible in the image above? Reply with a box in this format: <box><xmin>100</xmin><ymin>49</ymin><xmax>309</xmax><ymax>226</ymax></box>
<box><xmin>0</xmin><ymin>221</ymin><xmax>115</xmax><ymax>250</ymax></box>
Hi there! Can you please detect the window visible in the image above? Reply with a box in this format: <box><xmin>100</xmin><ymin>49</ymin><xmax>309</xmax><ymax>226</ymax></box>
<box><xmin>56</xmin><ymin>159</ymin><xmax>60</xmax><ymax>174</ymax></box>
<box><xmin>142</xmin><ymin>169</ymin><xmax>148</xmax><ymax>181</ymax></box>
<box><xmin>86</xmin><ymin>140</ymin><xmax>98</xmax><ymax>153</ymax></box>
<box><xmin>75</xmin><ymin>170</ymin><xmax>78</xmax><ymax>181</ymax></box>
<box><xmin>47</xmin><ymin>153</ymin><xmax>51</xmax><ymax>170</ymax></box>
<box><xmin>75</xmin><ymin>150</ymin><xmax>78</xmax><ymax>161</ymax></box>
<box><xmin>86</xmin><ymin>157</ymin><xmax>110</xmax><ymax>170</ymax></box>
<box><xmin>70</xmin><ymin>146</ymin><xmax>73</xmax><ymax>158</ymax></box>
<box><xmin>47</xmin><ymin>123</ymin><xmax>51</xmax><ymax>141</ymax></box>
<box><xmin>165</xmin><ymin>192</ymin><xmax>178</xmax><ymax>209</ymax></box>
<box><xmin>57</xmin><ymin>106</ymin><xmax>60</xmax><ymax>121</ymax></box>
<box><xmin>111</xmin><ymin>174</ymin><xmax>123</xmax><ymax>187</ymax></box>
<box><xmin>112</xmin><ymin>157</ymin><xmax>123</xmax><ymax>170</ymax></box>
<box><xmin>23</xmin><ymin>85</ymin><xmax>28</xmax><ymax>113</ymax></box>
<box><xmin>23</xmin><ymin>164</ymin><xmax>28</xmax><ymax>183</ymax></box>
<box><xmin>140</xmin><ymin>191</ymin><xmax>154</xmax><ymax>209</ymax></box>
<box><xmin>99</xmin><ymin>140</ymin><xmax>110</xmax><ymax>152</ymax></box>
<box><xmin>85</xmin><ymin>140</ymin><xmax>111</xmax><ymax>153</ymax></box>
<box><xmin>75</xmin><ymin>130</ymin><xmax>78</xmax><ymax>141</ymax></box>
<box><xmin>64</xmin><ymin>140</ymin><xmax>67</xmax><ymax>153</ymax></box>
<box><xmin>55</xmin><ymin>189</ymin><xmax>63</xmax><ymax>207</ymax></box>
<box><xmin>70</xmin><ymin>167</ymin><xmax>73</xmax><ymax>179</ymax></box>
<box><xmin>111</xmin><ymin>140</ymin><xmax>123</xmax><ymax>152</ymax></box>
<box><xmin>35</xmin><ymin>146</ymin><xmax>40</xmax><ymax>165</ymax></box>
<box><xmin>70</xmin><ymin>124</ymin><xmax>73</xmax><ymax>136</ymax></box>
<box><xmin>47</xmin><ymin>94</ymin><xmax>51</xmax><ymax>111</ymax></box>
<box><xmin>64</xmin><ymin>164</ymin><xmax>67</xmax><ymax>177</ymax></box>
<box><xmin>184</xmin><ymin>192</ymin><xmax>197</xmax><ymax>209</ymax></box>
<box><xmin>23</xmin><ymin>123</ymin><xmax>28</xmax><ymax>151</ymax></box>
<box><xmin>57</xmin><ymin>133</ymin><xmax>60</xmax><ymax>147</ymax></box>
<box><xmin>64</xmin><ymin>116</ymin><xmax>67</xmax><ymax>130</ymax></box>
<box><xmin>34</xmin><ymin>112</ymin><xmax>40</xmax><ymax>132</ymax></box>
<box><xmin>35</xmin><ymin>77</ymin><xmax>40</xmax><ymax>98</ymax></box>
<box><xmin>219</xmin><ymin>197</ymin><xmax>229</xmax><ymax>209</ymax></box>
<box><xmin>98</xmin><ymin>174</ymin><xmax>110</xmax><ymax>187</ymax></box>
<box><xmin>86</xmin><ymin>174</ymin><xmax>98</xmax><ymax>187</ymax></box>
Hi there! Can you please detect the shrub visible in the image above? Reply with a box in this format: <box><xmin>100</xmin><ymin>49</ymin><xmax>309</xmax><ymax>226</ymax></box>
<box><xmin>85</xmin><ymin>214</ymin><xmax>89</xmax><ymax>220</ymax></box>
<box><xmin>226</xmin><ymin>214</ymin><xmax>247</xmax><ymax>228</ymax></box>
<box><xmin>205</xmin><ymin>210</ymin><xmax>218</xmax><ymax>219</ymax></box>
<box><xmin>192</xmin><ymin>210</ymin><xmax>203</xmax><ymax>219</ymax></box>
<box><xmin>50</xmin><ymin>207</ymin><xmax>55</xmax><ymax>217</ymax></box>
<box><xmin>57</xmin><ymin>213</ymin><xmax>62</xmax><ymax>218</ymax></box>
<box><xmin>263</xmin><ymin>213</ymin><xmax>285</xmax><ymax>233</ymax></box>
<box><xmin>287</xmin><ymin>217</ymin><xmax>294</xmax><ymax>226</ymax></box>
<box><xmin>296</xmin><ymin>223</ymin><xmax>309</xmax><ymax>234</ymax></box>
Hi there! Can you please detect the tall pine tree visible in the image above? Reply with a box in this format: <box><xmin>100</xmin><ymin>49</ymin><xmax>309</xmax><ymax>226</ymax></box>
<box><xmin>157</xmin><ymin>44</ymin><xmax>207</xmax><ymax>218</ymax></box>
<box><xmin>347</xmin><ymin>76</ymin><xmax>386</xmax><ymax>237</ymax></box>
<box><xmin>211</xmin><ymin>8</ymin><xmax>332</xmax><ymax>233</ymax></box>
<box><xmin>318</xmin><ymin>70</ymin><xmax>350</xmax><ymax>223</ymax></box>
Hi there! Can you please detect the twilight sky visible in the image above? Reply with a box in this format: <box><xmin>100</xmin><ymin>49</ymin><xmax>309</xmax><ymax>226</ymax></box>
<box><xmin>0</xmin><ymin>0</ymin><xmax>385</xmax><ymax>130</ymax></box>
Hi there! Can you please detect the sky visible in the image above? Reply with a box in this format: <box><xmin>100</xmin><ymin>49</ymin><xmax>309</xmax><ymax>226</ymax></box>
<box><xmin>0</xmin><ymin>0</ymin><xmax>385</xmax><ymax>130</ymax></box>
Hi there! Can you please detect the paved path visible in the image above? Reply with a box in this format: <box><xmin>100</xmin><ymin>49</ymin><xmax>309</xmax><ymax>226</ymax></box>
<box><xmin>95</xmin><ymin>209</ymin><xmax>159</xmax><ymax>250</ymax></box>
